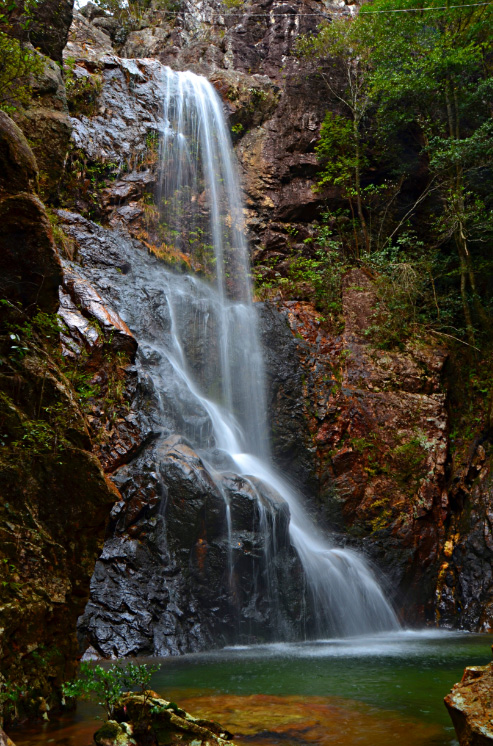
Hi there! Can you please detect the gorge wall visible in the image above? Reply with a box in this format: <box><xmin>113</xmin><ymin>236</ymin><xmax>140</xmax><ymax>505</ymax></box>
<box><xmin>1</xmin><ymin>0</ymin><xmax>493</xmax><ymax>721</ymax></box>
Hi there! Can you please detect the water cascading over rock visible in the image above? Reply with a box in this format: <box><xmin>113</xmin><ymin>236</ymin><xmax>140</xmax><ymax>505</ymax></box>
<box><xmin>78</xmin><ymin>67</ymin><xmax>398</xmax><ymax>657</ymax></box>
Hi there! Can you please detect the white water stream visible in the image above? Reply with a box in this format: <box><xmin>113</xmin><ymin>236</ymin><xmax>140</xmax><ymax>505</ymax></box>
<box><xmin>154</xmin><ymin>66</ymin><xmax>399</xmax><ymax>637</ymax></box>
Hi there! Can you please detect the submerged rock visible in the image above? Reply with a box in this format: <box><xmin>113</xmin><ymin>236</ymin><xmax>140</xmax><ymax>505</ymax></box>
<box><xmin>445</xmin><ymin>661</ymin><xmax>493</xmax><ymax>745</ymax></box>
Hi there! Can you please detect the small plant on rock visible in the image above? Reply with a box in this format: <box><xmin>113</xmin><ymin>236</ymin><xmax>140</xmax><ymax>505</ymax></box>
<box><xmin>62</xmin><ymin>661</ymin><xmax>161</xmax><ymax>721</ymax></box>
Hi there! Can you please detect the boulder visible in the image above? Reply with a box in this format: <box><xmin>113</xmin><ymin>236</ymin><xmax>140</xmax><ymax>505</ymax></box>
<box><xmin>0</xmin><ymin>193</ymin><xmax>62</xmax><ymax>312</ymax></box>
<box><xmin>28</xmin><ymin>0</ymin><xmax>74</xmax><ymax>62</ymax></box>
<box><xmin>110</xmin><ymin>692</ymin><xmax>235</xmax><ymax>746</ymax></box>
<box><xmin>445</xmin><ymin>661</ymin><xmax>493</xmax><ymax>745</ymax></box>
<box><xmin>0</xmin><ymin>111</ymin><xmax>38</xmax><ymax>198</ymax></box>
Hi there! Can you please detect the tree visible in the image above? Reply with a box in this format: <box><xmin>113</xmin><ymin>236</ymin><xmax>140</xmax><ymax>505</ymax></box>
<box><xmin>297</xmin><ymin>18</ymin><xmax>376</xmax><ymax>255</ymax></box>
<box><xmin>0</xmin><ymin>0</ymin><xmax>43</xmax><ymax>112</ymax></box>
<box><xmin>62</xmin><ymin>662</ymin><xmax>161</xmax><ymax>720</ymax></box>
<box><xmin>364</xmin><ymin>0</ymin><xmax>493</xmax><ymax>343</ymax></box>
<box><xmin>298</xmin><ymin>0</ymin><xmax>493</xmax><ymax>343</ymax></box>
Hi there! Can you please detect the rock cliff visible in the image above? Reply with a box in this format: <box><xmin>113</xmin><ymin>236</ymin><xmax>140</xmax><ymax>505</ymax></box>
<box><xmin>0</xmin><ymin>109</ymin><xmax>119</xmax><ymax>723</ymax></box>
<box><xmin>1</xmin><ymin>0</ymin><xmax>493</xmax><ymax>721</ymax></box>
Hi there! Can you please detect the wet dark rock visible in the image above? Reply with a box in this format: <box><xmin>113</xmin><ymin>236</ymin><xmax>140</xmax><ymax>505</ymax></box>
<box><xmin>62</xmin><ymin>266</ymin><xmax>137</xmax><ymax>357</ymax></box>
<box><xmin>257</xmin><ymin>302</ymin><xmax>317</xmax><ymax>498</ymax></box>
<box><xmin>0</xmin><ymin>193</ymin><xmax>63</xmax><ymax>312</ymax></box>
<box><xmin>79</xmin><ymin>434</ymin><xmax>307</xmax><ymax>656</ymax></box>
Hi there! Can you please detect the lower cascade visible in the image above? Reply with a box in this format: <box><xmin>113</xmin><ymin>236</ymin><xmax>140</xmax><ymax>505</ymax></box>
<box><xmin>79</xmin><ymin>66</ymin><xmax>398</xmax><ymax>656</ymax></box>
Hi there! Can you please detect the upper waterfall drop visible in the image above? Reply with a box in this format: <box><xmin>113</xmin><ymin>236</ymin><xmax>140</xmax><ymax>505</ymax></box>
<box><xmin>154</xmin><ymin>65</ymin><xmax>399</xmax><ymax>638</ymax></box>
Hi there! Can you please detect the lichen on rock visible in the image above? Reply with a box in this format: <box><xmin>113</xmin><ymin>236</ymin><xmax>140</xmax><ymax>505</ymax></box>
<box><xmin>445</xmin><ymin>659</ymin><xmax>493</xmax><ymax>745</ymax></box>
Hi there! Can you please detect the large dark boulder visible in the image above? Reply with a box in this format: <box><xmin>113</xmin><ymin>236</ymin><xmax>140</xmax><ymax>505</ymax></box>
<box><xmin>0</xmin><ymin>193</ymin><xmax>62</xmax><ymax>312</ymax></box>
<box><xmin>79</xmin><ymin>434</ymin><xmax>307</xmax><ymax>657</ymax></box>
<box><xmin>28</xmin><ymin>0</ymin><xmax>74</xmax><ymax>63</ymax></box>
<box><xmin>0</xmin><ymin>111</ymin><xmax>38</xmax><ymax>198</ymax></box>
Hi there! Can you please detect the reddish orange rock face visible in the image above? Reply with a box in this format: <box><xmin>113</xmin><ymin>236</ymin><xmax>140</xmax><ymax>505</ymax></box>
<box><xmin>277</xmin><ymin>268</ymin><xmax>449</xmax><ymax>624</ymax></box>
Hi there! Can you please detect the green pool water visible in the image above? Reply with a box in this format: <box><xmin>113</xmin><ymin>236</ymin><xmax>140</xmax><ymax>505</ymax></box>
<box><xmin>11</xmin><ymin>630</ymin><xmax>493</xmax><ymax>746</ymax></box>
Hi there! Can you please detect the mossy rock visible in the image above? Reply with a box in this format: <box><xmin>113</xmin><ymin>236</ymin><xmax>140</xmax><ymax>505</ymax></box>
<box><xmin>94</xmin><ymin>720</ymin><xmax>135</xmax><ymax>746</ymax></box>
<box><xmin>111</xmin><ymin>694</ymin><xmax>235</xmax><ymax>746</ymax></box>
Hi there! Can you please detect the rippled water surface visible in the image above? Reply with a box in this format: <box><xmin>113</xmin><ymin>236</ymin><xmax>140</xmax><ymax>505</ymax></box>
<box><xmin>12</xmin><ymin>631</ymin><xmax>493</xmax><ymax>746</ymax></box>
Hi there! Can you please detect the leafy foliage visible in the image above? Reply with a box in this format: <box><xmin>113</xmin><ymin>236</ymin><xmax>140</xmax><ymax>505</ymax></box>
<box><xmin>62</xmin><ymin>662</ymin><xmax>161</xmax><ymax>720</ymax></box>
<box><xmin>0</xmin><ymin>0</ymin><xmax>44</xmax><ymax>112</ymax></box>
<box><xmin>297</xmin><ymin>0</ymin><xmax>493</xmax><ymax>347</ymax></box>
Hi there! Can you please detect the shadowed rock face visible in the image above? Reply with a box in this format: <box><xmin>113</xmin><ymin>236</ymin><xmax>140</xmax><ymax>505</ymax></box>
<box><xmin>0</xmin><ymin>112</ymin><xmax>120</xmax><ymax>722</ymax></box>
<box><xmin>0</xmin><ymin>194</ymin><xmax>63</xmax><ymax>312</ymax></box>
<box><xmin>30</xmin><ymin>0</ymin><xmax>74</xmax><ymax>62</ymax></box>
<box><xmin>0</xmin><ymin>111</ymin><xmax>38</xmax><ymax>197</ymax></box>
<box><xmin>79</xmin><ymin>434</ymin><xmax>305</xmax><ymax>656</ymax></box>
<box><xmin>436</xmin><ymin>448</ymin><xmax>493</xmax><ymax>631</ymax></box>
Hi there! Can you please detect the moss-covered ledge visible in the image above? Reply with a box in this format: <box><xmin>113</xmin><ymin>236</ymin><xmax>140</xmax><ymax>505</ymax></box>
<box><xmin>95</xmin><ymin>693</ymin><xmax>235</xmax><ymax>746</ymax></box>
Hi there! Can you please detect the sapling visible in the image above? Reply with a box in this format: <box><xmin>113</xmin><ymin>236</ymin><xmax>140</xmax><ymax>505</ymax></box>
<box><xmin>62</xmin><ymin>661</ymin><xmax>161</xmax><ymax>721</ymax></box>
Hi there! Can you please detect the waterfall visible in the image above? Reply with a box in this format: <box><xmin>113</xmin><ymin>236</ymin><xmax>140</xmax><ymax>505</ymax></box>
<box><xmin>101</xmin><ymin>68</ymin><xmax>398</xmax><ymax>649</ymax></box>
<box><xmin>151</xmin><ymin>66</ymin><xmax>399</xmax><ymax>638</ymax></box>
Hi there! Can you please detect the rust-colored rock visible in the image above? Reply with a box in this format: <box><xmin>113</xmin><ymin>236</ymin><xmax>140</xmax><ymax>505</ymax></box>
<box><xmin>445</xmin><ymin>662</ymin><xmax>493</xmax><ymax>745</ymax></box>
<box><xmin>62</xmin><ymin>267</ymin><xmax>137</xmax><ymax>357</ymax></box>
<box><xmin>269</xmin><ymin>268</ymin><xmax>449</xmax><ymax>621</ymax></box>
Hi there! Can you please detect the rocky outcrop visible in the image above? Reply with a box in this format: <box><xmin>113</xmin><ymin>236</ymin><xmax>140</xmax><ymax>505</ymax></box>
<box><xmin>0</xmin><ymin>111</ymin><xmax>38</xmax><ymax>197</ymax></box>
<box><xmin>79</xmin><ymin>433</ymin><xmax>305</xmax><ymax>656</ymax></box>
<box><xmin>11</xmin><ymin>53</ymin><xmax>72</xmax><ymax>202</ymax></box>
<box><xmin>0</xmin><ymin>111</ymin><xmax>120</xmax><ymax>724</ymax></box>
<box><xmin>51</xmin><ymin>210</ymin><xmax>306</xmax><ymax>657</ymax></box>
<box><xmin>102</xmin><ymin>692</ymin><xmax>235</xmax><ymax>746</ymax></box>
<box><xmin>260</xmin><ymin>269</ymin><xmax>449</xmax><ymax>621</ymax></box>
<box><xmin>61</xmin><ymin>0</ymin><xmax>453</xmax><ymax>638</ymax></box>
<box><xmin>436</xmin><ymin>446</ymin><xmax>493</xmax><ymax>631</ymax></box>
<box><xmin>0</xmin><ymin>111</ymin><xmax>62</xmax><ymax>313</ymax></box>
<box><xmin>29</xmin><ymin>0</ymin><xmax>74</xmax><ymax>63</ymax></box>
<box><xmin>445</xmin><ymin>661</ymin><xmax>493</xmax><ymax>745</ymax></box>
<box><xmin>0</xmin><ymin>194</ymin><xmax>63</xmax><ymax>312</ymax></box>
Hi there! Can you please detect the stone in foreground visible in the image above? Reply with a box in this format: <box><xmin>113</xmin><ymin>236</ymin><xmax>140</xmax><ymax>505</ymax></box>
<box><xmin>444</xmin><ymin>661</ymin><xmax>493</xmax><ymax>745</ymax></box>
<box><xmin>97</xmin><ymin>693</ymin><xmax>235</xmax><ymax>746</ymax></box>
